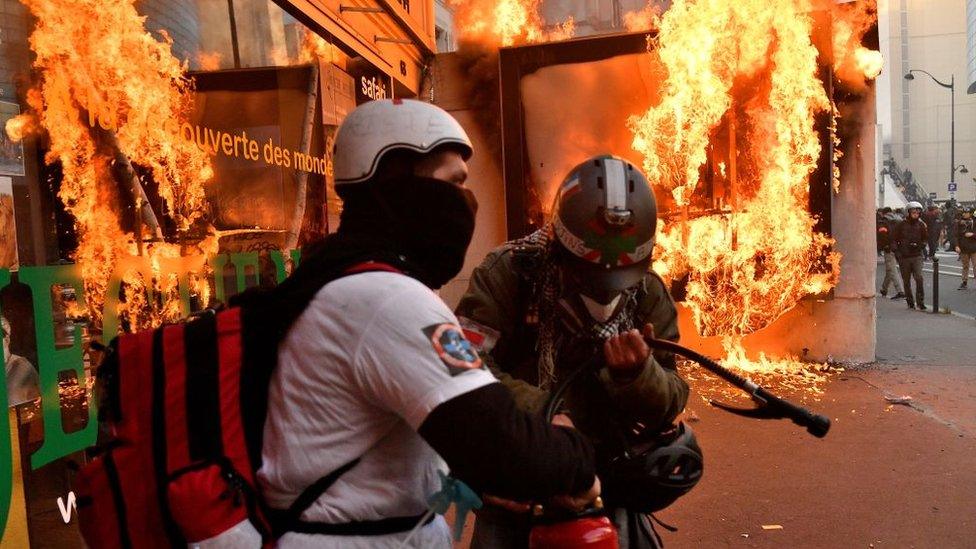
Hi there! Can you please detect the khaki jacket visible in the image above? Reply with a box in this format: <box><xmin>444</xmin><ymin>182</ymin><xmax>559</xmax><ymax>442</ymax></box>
<box><xmin>455</xmin><ymin>242</ymin><xmax>689</xmax><ymax>443</ymax></box>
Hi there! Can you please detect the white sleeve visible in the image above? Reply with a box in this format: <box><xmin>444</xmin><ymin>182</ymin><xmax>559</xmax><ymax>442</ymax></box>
<box><xmin>353</xmin><ymin>284</ymin><xmax>497</xmax><ymax>430</ymax></box>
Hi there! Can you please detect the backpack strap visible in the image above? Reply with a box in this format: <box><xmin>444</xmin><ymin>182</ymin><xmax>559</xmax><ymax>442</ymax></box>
<box><xmin>270</xmin><ymin>260</ymin><xmax>425</xmax><ymax>538</ymax></box>
<box><xmin>273</xmin><ymin>457</ymin><xmax>361</xmax><ymax>534</ymax></box>
<box><xmin>344</xmin><ymin>261</ymin><xmax>403</xmax><ymax>275</ymax></box>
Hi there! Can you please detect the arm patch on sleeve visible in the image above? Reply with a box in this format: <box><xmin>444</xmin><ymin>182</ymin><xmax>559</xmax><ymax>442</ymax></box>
<box><xmin>457</xmin><ymin>316</ymin><xmax>500</xmax><ymax>354</ymax></box>
<box><xmin>423</xmin><ymin>323</ymin><xmax>484</xmax><ymax>376</ymax></box>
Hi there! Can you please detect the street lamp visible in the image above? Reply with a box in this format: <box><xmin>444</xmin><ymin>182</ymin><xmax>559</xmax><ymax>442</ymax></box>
<box><xmin>905</xmin><ymin>69</ymin><xmax>956</xmax><ymax>197</ymax></box>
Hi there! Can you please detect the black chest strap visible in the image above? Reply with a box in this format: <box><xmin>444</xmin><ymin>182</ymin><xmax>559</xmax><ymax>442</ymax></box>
<box><xmin>272</xmin><ymin>451</ymin><xmax>431</xmax><ymax>537</ymax></box>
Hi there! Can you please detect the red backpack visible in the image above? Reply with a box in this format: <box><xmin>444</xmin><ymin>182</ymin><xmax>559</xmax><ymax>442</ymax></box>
<box><xmin>73</xmin><ymin>260</ymin><xmax>401</xmax><ymax>548</ymax></box>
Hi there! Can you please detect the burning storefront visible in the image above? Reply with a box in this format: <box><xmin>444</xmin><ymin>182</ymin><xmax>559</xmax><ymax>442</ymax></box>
<box><xmin>0</xmin><ymin>0</ymin><xmax>882</xmax><ymax>544</ymax></box>
<box><xmin>0</xmin><ymin>0</ymin><xmax>436</xmax><ymax>543</ymax></box>
<box><xmin>433</xmin><ymin>0</ymin><xmax>881</xmax><ymax>386</ymax></box>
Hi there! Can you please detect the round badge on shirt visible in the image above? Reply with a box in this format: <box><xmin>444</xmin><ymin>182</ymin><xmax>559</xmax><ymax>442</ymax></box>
<box><xmin>424</xmin><ymin>323</ymin><xmax>483</xmax><ymax>375</ymax></box>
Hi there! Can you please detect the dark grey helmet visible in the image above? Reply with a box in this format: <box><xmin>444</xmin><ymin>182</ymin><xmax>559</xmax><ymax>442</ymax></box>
<box><xmin>552</xmin><ymin>155</ymin><xmax>657</xmax><ymax>300</ymax></box>
<box><xmin>600</xmin><ymin>422</ymin><xmax>703</xmax><ymax>513</ymax></box>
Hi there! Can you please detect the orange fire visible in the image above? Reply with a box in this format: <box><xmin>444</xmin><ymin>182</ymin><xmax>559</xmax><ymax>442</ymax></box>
<box><xmin>831</xmin><ymin>0</ymin><xmax>883</xmax><ymax>88</ymax></box>
<box><xmin>452</xmin><ymin>0</ymin><xmax>879</xmax><ymax>378</ymax></box>
<box><xmin>299</xmin><ymin>30</ymin><xmax>342</xmax><ymax>64</ymax></box>
<box><xmin>632</xmin><ymin>0</ymin><xmax>878</xmax><ymax>351</ymax></box>
<box><xmin>623</xmin><ymin>3</ymin><xmax>662</xmax><ymax>32</ymax></box>
<box><xmin>8</xmin><ymin>0</ymin><xmax>215</xmax><ymax>330</ymax></box>
<box><xmin>197</xmin><ymin>52</ymin><xmax>223</xmax><ymax>71</ymax></box>
<box><xmin>449</xmin><ymin>0</ymin><xmax>575</xmax><ymax>47</ymax></box>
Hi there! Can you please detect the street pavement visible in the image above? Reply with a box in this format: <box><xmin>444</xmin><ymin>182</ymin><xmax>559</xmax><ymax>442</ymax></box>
<box><xmin>660</xmin><ymin>293</ymin><xmax>976</xmax><ymax>548</ymax></box>
<box><xmin>876</xmin><ymin>251</ymin><xmax>976</xmax><ymax>318</ymax></box>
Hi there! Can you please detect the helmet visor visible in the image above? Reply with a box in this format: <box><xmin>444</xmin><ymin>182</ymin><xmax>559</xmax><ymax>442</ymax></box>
<box><xmin>559</xmin><ymin>249</ymin><xmax>650</xmax><ymax>303</ymax></box>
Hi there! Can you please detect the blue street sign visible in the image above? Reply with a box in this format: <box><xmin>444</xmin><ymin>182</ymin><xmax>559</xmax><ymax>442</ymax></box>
<box><xmin>948</xmin><ymin>182</ymin><xmax>958</xmax><ymax>192</ymax></box>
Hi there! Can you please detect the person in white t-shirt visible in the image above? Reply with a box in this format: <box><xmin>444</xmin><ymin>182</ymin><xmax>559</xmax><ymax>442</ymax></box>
<box><xmin>257</xmin><ymin>99</ymin><xmax>600</xmax><ymax>549</ymax></box>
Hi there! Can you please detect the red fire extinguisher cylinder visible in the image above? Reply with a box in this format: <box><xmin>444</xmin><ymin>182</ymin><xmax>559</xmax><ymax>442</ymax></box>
<box><xmin>528</xmin><ymin>497</ymin><xmax>619</xmax><ymax>549</ymax></box>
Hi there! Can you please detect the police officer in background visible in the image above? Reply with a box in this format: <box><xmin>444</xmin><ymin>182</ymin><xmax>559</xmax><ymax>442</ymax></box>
<box><xmin>944</xmin><ymin>199</ymin><xmax>960</xmax><ymax>251</ymax></box>
<box><xmin>457</xmin><ymin>155</ymin><xmax>693</xmax><ymax>548</ymax></box>
<box><xmin>956</xmin><ymin>207</ymin><xmax>976</xmax><ymax>290</ymax></box>
<box><xmin>257</xmin><ymin>100</ymin><xmax>599</xmax><ymax>549</ymax></box>
<box><xmin>893</xmin><ymin>201</ymin><xmax>929</xmax><ymax>310</ymax></box>
<box><xmin>877</xmin><ymin>208</ymin><xmax>905</xmax><ymax>299</ymax></box>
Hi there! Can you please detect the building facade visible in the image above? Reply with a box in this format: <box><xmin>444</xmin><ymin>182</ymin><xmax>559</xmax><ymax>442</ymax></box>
<box><xmin>435</xmin><ymin>0</ymin><xmax>457</xmax><ymax>52</ymax></box>
<box><xmin>877</xmin><ymin>0</ymin><xmax>976</xmax><ymax>203</ymax></box>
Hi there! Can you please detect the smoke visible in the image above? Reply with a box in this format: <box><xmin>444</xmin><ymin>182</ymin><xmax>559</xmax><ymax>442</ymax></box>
<box><xmin>448</xmin><ymin>40</ymin><xmax>505</xmax><ymax>159</ymax></box>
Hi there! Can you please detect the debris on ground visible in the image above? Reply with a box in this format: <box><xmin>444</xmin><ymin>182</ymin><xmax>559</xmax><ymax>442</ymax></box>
<box><xmin>884</xmin><ymin>395</ymin><xmax>913</xmax><ymax>406</ymax></box>
<box><xmin>761</xmin><ymin>524</ymin><xmax>783</xmax><ymax>530</ymax></box>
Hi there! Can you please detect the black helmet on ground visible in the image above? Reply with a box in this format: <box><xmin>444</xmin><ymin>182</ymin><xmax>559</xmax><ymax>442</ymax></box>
<box><xmin>552</xmin><ymin>155</ymin><xmax>657</xmax><ymax>305</ymax></box>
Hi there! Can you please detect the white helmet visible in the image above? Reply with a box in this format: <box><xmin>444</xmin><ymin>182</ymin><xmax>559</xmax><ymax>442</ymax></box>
<box><xmin>906</xmin><ymin>201</ymin><xmax>923</xmax><ymax>211</ymax></box>
<box><xmin>333</xmin><ymin>99</ymin><xmax>473</xmax><ymax>185</ymax></box>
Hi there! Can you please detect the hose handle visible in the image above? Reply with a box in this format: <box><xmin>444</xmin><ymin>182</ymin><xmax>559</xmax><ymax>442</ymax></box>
<box><xmin>755</xmin><ymin>387</ymin><xmax>831</xmax><ymax>438</ymax></box>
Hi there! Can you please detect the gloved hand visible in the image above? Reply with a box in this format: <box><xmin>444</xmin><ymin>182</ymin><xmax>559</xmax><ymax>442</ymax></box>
<box><xmin>481</xmin><ymin>413</ymin><xmax>577</xmax><ymax>513</ymax></box>
<box><xmin>551</xmin><ymin>476</ymin><xmax>601</xmax><ymax>513</ymax></box>
<box><xmin>603</xmin><ymin>324</ymin><xmax>655</xmax><ymax>383</ymax></box>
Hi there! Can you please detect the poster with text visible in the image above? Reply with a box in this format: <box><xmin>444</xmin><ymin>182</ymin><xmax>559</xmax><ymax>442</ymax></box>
<box><xmin>0</xmin><ymin>176</ymin><xmax>18</xmax><ymax>270</ymax></box>
<box><xmin>0</xmin><ymin>102</ymin><xmax>26</xmax><ymax>176</ymax></box>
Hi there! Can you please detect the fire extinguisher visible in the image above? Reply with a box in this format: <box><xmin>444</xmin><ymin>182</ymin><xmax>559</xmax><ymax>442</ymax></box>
<box><xmin>528</xmin><ymin>497</ymin><xmax>618</xmax><ymax>549</ymax></box>
<box><xmin>529</xmin><ymin>353</ymin><xmax>620</xmax><ymax>549</ymax></box>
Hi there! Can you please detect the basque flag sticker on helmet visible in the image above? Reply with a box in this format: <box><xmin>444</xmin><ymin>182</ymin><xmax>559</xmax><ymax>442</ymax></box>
<box><xmin>424</xmin><ymin>323</ymin><xmax>483</xmax><ymax>375</ymax></box>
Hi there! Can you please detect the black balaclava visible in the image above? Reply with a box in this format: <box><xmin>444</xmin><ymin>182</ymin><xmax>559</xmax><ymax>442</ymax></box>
<box><xmin>336</xmin><ymin>175</ymin><xmax>478</xmax><ymax>289</ymax></box>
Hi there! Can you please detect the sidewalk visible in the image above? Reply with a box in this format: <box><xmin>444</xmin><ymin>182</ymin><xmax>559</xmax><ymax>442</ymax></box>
<box><xmin>863</xmin><ymin>294</ymin><xmax>976</xmax><ymax>436</ymax></box>
<box><xmin>875</xmin><ymin>289</ymin><xmax>974</xmax><ymax>366</ymax></box>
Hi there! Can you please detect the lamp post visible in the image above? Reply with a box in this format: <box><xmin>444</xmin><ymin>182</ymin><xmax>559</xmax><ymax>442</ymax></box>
<box><xmin>905</xmin><ymin>70</ymin><xmax>955</xmax><ymax>198</ymax></box>
<box><xmin>955</xmin><ymin>164</ymin><xmax>969</xmax><ymax>203</ymax></box>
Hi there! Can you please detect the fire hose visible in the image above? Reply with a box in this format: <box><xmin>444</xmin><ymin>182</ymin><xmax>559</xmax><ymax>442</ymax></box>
<box><xmin>644</xmin><ymin>338</ymin><xmax>831</xmax><ymax>438</ymax></box>
<box><xmin>529</xmin><ymin>337</ymin><xmax>831</xmax><ymax>548</ymax></box>
<box><xmin>543</xmin><ymin>337</ymin><xmax>830</xmax><ymax>438</ymax></box>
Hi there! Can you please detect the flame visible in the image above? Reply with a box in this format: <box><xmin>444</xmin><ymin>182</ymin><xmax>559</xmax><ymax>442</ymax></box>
<box><xmin>679</xmin><ymin>335</ymin><xmax>837</xmax><ymax>403</ymax></box>
<box><xmin>830</xmin><ymin>0</ymin><xmax>883</xmax><ymax>88</ymax></box>
<box><xmin>197</xmin><ymin>51</ymin><xmax>223</xmax><ymax>71</ymax></box>
<box><xmin>10</xmin><ymin>0</ymin><xmax>216</xmax><ymax>330</ymax></box>
<box><xmin>853</xmin><ymin>47</ymin><xmax>883</xmax><ymax>80</ymax></box>
<box><xmin>447</xmin><ymin>0</ymin><xmax>877</xmax><ymax>381</ymax></box>
<box><xmin>449</xmin><ymin>0</ymin><xmax>574</xmax><ymax>47</ymax></box>
<box><xmin>4</xmin><ymin>113</ymin><xmax>35</xmax><ymax>142</ymax></box>
<box><xmin>623</xmin><ymin>3</ymin><xmax>662</xmax><ymax>32</ymax></box>
<box><xmin>300</xmin><ymin>31</ymin><xmax>341</xmax><ymax>64</ymax></box>
<box><xmin>446</xmin><ymin>0</ymin><xmax>878</xmax><ymax>382</ymax></box>
<box><xmin>632</xmin><ymin>0</ymin><xmax>878</xmax><ymax>360</ymax></box>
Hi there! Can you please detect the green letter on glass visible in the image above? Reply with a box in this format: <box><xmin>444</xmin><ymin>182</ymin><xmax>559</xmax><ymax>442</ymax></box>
<box><xmin>19</xmin><ymin>266</ymin><xmax>97</xmax><ymax>469</ymax></box>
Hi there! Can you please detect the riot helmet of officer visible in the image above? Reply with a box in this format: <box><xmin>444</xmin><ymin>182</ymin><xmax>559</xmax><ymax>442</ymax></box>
<box><xmin>551</xmin><ymin>155</ymin><xmax>657</xmax><ymax>329</ymax></box>
<box><xmin>906</xmin><ymin>201</ymin><xmax>923</xmax><ymax>219</ymax></box>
